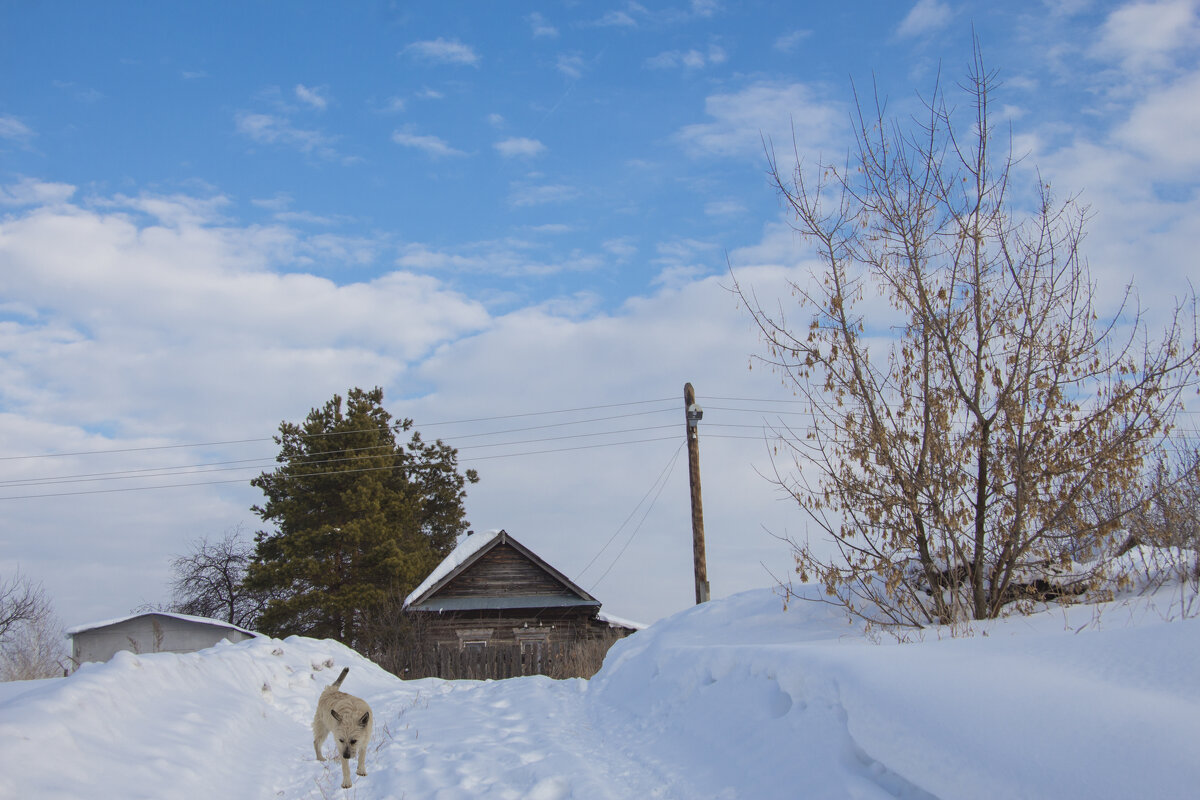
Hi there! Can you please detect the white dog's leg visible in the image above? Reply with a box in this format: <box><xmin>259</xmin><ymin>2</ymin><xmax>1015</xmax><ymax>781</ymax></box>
<box><xmin>340</xmin><ymin>754</ymin><xmax>353</xmax><ymax>789</ymax></box>
<box><xmin>313</xmin><ymin>727</ymin><xmax>327</xmax><ymax>761</ymax></box>
<box><xmin>356</xmin><ymin>742</ymin><xmax>368</xmax><ymax>777</ymax></box>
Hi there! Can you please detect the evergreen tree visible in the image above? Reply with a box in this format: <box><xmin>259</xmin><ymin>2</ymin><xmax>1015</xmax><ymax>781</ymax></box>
<box><xmin>245</xmin><ymin>387</ymin><xmax>478</xmax><ymax>650</ymax></box>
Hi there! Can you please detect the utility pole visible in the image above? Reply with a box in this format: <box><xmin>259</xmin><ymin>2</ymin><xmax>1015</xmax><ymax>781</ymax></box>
<box><xmin>684</xmin><ymin>382</ymin><xmax>710</xmax><ymax>604</ymax></box>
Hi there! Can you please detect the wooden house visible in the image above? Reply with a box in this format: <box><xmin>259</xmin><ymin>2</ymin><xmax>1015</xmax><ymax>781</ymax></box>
<box><xmin>403</xmin><ymin>529</ymin><xmax>638</xmax><ymax>674</ymax></box>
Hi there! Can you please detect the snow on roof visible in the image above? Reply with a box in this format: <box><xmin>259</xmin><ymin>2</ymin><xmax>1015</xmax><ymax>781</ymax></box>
<box><xmin>66</xmin><ymin>611</ymin><xmax>258</xmax><ymax>638</ymax></box>
<box><xmin>597</xmin><ymin>610</ymin><xmax>646</xmax><ymax>631</ymax></box>
<box><xmin>404</xmin><ymin>529</ymin><xmax>504</xmax><ymax>608</ymax></box>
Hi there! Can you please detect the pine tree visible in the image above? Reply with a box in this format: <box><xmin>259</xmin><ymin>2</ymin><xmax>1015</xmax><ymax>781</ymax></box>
<box><xmin>245</xmin><ymin>387</ymin><xmax>478</xmax><ymax>650</ymax></box>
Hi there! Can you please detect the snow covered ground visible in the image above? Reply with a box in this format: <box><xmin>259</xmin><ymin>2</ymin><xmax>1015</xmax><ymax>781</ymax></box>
<box><xmin>1</xmin><ymin>583</ymin><xmax>1198</xmax><ymax>799</ymax></box>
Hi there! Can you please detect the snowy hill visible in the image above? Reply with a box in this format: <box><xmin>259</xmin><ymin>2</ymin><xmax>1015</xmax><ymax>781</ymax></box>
<box><xmin>1</xmin><ymin>585</ymin><xmax>1198</xmax><ymax>799</ymax></box>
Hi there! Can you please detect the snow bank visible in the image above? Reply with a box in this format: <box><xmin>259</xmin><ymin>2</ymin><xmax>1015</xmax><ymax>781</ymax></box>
<box><xmin>591</xmin><ymin>585</ymin><xmax>1200</xmax><ymax>799</ymax></box>
<box><xmin>2</xmin><ymin>581</ymin><xmax>1198</xmax><ymax>798</ymax></box>
<box><xmin>0</xmin><ymin>635</ymin><xmax>394</xmax><ymax>800</ymax></box>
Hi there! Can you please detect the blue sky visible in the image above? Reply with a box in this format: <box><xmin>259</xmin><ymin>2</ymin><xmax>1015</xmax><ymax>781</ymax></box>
<box><xmin>4</xmin><ymin>1</ymin><xmax>1110</xmax><ymax>308</ymax></box>
<box><xmin>2</xmin><ymin>1</ymin><xmax>1199</xmax><ymax>628</ymax></box>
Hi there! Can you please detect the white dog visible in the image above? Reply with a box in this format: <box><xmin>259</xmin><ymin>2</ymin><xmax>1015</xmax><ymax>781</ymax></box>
<box><xmin>312</xmin><ymin>667</ymin><xmax>373</xmax><ymax>789</ymax></box>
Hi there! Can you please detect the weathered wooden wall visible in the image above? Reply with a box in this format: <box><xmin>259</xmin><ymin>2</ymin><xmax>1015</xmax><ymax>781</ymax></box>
<box><xmin>418</xmin><ymin>607</ymin><xmax>613</xmax><ymax>647</ymax></box>
<box><xmin>398</xmin><ymin>636</ymin><xmax>626</xmax><ymax>680</ymax></box>
<box><xmin>437</xmin><ymin>543</ymin><xmax>576</xmax><ymax>599</ymax></box>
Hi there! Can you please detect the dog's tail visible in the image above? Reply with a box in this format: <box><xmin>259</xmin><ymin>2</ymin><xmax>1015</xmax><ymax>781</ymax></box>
<box><xmin>330</xmin><ymin>666</ymin><xmax>349</xmax><ymax>690</ymax></box>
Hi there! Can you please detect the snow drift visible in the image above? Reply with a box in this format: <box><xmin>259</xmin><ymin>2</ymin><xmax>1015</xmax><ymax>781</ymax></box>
<box><xmin>1</xmin><ymin>584</ymin><xmax>1197</xmax><ymax>798</ymax></box>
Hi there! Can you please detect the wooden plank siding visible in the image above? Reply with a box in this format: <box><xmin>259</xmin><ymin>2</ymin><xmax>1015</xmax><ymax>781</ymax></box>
<box><xmin>399</xmin><ymin>637</ymin><xmax>623</xmax><ymax>680</ymax></box>
<box><xmin>418</xmin><ymin>607</ymin><xmax>614</xmax><ymax>647</ymax></box>
<box><xmin>437</xmin><ymin>543</ymin><xmax>575</xmax><ymax>600</ymax></box>
<box><xmin>404</xmin><ymin>530</ymin><xmax>637</xmax><ymax>678</ymax></box>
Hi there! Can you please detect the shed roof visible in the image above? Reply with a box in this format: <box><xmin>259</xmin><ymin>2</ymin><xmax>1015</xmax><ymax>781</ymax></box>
<box><xmin>404</xmin><ymin>529</ymin><xmax>599</xmax><ymax>611</ymax></box>
<box><xmin>66</xmin><ymin>611</ymin><xmax>257</xmax><ymax>638</ymax></box>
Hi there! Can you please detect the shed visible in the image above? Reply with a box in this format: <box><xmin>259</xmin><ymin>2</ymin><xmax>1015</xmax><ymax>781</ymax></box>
<box><xmin>67</xmin><ymin>612</ymin><xmax>257</xmax><ymax>667</ymax></box>
<box><xmin>404</xmin><ymin>529</ymin><xmax>639</xmax><ymax>655</ymax></box>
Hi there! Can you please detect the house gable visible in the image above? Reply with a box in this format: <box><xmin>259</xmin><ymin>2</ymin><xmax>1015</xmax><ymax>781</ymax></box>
<box><xmin>406</xmin><ymin>530</ymin><xmax>599</xmax><ymax>612</ymax></box>
<box><xmin>439</xmin><ymin>542</ymin><xmax>581</xmax><ymax>600</ymax></box>
<box><xmin>401</xmin><ymin>529</ymin><xmax>639</xmax><ymax>678</ymax></box>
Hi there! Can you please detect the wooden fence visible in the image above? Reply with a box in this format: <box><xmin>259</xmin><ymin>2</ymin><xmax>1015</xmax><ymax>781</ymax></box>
<box><xmin>395</xmin><ymin>639</ymin><xmax>615</xmax><ymax>681</ymax></box>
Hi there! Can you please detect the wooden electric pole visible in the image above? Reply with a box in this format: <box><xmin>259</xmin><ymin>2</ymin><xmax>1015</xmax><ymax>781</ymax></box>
<box><xmin>684</xmin><ymin>382</ymin><xmax>710</xmax><ymax>604</ymax></box>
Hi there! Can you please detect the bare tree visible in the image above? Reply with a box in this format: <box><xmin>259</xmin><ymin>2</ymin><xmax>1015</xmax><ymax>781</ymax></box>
<box><xmin>738</xmin><ymin>49</ymin><xmax>1200</xmax><ymax>627</ymax></box>
<box><xmin>169</xmin><ymin>527</ymin><xmax>272</xmax><ymax>629</ymax></box>
<box><xmin>1108</xmin><ymin>443</ymin><xmax>1200</xmax><ymax>591</ymax></box>
<box><xmin>0</xmin><ymin>571</ymin><xmax>66</xmax><ymax>680</ymax></box>
<box><xmin>0</xmin><ymin>570</ymin><xmax>50</xmax><ymax>641</ymax></box>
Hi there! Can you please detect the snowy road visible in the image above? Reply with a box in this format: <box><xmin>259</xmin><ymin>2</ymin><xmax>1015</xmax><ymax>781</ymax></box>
<box><xmin>0</xmin><ymin>637</ymin><xmax>700</xmax><ymax>800</ymax></box>
<box><xmin>315</xmin><ymin>677</ymin><xmax>686</xmax><ymax>800</ymax></box>
<box><xmin>274</xmin><ymin>669</ymin><xmax>694</xmax><ymax>800</ymax></box>
<box><xmin>3</xmin><ymin>586</ymin><xmax>1200</xmax><ymax>799</ymax></box>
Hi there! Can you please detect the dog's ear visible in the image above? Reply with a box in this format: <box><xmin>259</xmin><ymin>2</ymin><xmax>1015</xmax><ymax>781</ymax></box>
<box><xmin>358</xmin><ymin>711</ymin><xmax>370</xmax><ymax>727</ymax></box>
<box><xmin>330</xmin><ymin>709</ymin><xmax>342</xmax><ymax>723</ymax></box>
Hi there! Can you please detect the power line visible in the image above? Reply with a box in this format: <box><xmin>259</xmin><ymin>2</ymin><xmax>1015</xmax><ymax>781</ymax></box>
<box><xmin>0</xmin><ymin>397</ymin><xmax>679</xmax><ymax>463</ymax></box>
<box><xmin>3</xmin><ymin>392</ymin><xmax>1191</xmax><ymax>464</ymax></box>
<box><xmin>0</xmin><ymin>434</ymin><xmax>683</xmax><ymax>500</ymax></box>
<box><xmin>2</xmin><ymin>392</ymin><xmax>1195</xmax><ymax>497</ymax></box>
<box><xmin>0</xmin><ymin>436</ymin><xmax>273</xmax><ymax>462</ymax></box>
<box><xmin>435</xmin><ymin>407</ymin><xmax>675</xmax><ymax>442</ymax></box>
<box><xmin>589</xmin><ymin>443</ymin><xmax>685</xmax><ymax>591</ymax></box>
<box><xmin>0</xmin><ymin>424</ymin><xmax>683</xmax><ymax>489</ymax></box>
<box><xmin>460</xmin><ymin>435</ymin><xmax>679</xmax><ymax>463</ymax></box>
<box><xmin>418</xmin><ymin>397</ymin><xmax>676</xmax><ymax>427</ymax></box>
<box><xmin>577</xmin><ymin>442</ymin><xmax>685</xmax><ymax>583</ymax></box>
<box><xmin>455</xmin><ymin>424</ymin><xmax>677</xmax><ymax>452</ymax></box>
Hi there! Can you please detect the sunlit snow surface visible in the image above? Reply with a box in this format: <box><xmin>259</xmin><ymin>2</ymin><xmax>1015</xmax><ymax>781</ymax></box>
<box><xmin>2</xmin><ymin>583</ymin><xmax>1198</xmax><ymax>799</ymax></box>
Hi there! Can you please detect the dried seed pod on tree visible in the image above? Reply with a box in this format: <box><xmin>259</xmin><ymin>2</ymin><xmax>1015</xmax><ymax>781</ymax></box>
<box><xmin>737</xmin><ymin>48</ymin><xmax>1200</xmax><ymax>627</ymax></box>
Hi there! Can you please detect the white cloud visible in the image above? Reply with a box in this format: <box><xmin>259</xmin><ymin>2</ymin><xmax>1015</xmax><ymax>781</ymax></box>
<box><xmin>557</xmin><ymin>53</ymin><xmax>586</xmax><ymax>79</ymax></box>
<box><xmin>774</xmin><ymin>30</ymin><xmax>811</xmax><ymax>53</ymax></box>
<box><xmin>380</xmin><ymin>96</ymin><xmax>406</xmax><ymax>114</ymax></box>
<box><xmin>234</xmin><ymin>112</ymin><xmax>345</xmax><ymax>161</ymax></box>
<box><xmin>507</xmin><ymin>182</ymin><xmax>579</xmax><ymax>208</ymax></box>
<box><xmin>1091</xmin><ymin>0</ymin><xmax>1199</xmax><ymax>74</ymax></box>
<box><xmin>656</xmin><ymin>237</ymin><xmax>719</xmax><ymax>263</ymax></box>
<box><xmin>704</xmin><ymin>198</ymin><xmax>746</xmax><ymax>217</ymax></box>
<box><xmin>403</xmin><ymin>38</ymin><xmax>480</xmax><ymax>66</ymax></box>
<box><xmin>528</xmin><ymin>12</ymin><xmax>558</xmax><ymax>38</ymax></box>
<box><xmin>0</xmin><ymin>178</ymin><xmax>75</xmax><ymax>207</ymax></box>
<box><xmin>594</xmin><ymin>9</ymin><xmax>639</xmax><ymax>27</ymax></box>
<box><xmin>494</xmin><ymin>137</ymin><xmax>546</xmax><ymax>158</ymax></box>
<box><xmin>99</xmin><ymin>191</ymin><xmax>234</xmax><ymax>229</ymax></box>
<box><xmin>526</xmin><ymin>223</ymin><xmax>572</xmax><ymax>234</ymax></box>
<box><xmin>646</xmin><ymin>44</ymin><xmax>726</xmax><ymax>70</ymax></box>
<box><xmin>1115</xmin><ymin>69</ymin><xmax>1200</xmax><ymax>173</ymax></box>
<box><xmin>897</xmin><ymin>0</ymin><xmax>953</xmax><ymax>38</ymax></box>
<box><xmin>294</xmin><ymin>84</ymin><xmax>329</xmax><ymax>111</ymax></box>
<box><xmin>604</xmin><ymin>237</ymin><xmax>638</xmax><ymax>260</ymax></box>
<box><xmin>0</xmin><ymin>115</ymin><xmax>34</xmax><ymax>142</ymax></box>
<box><xmin>52</xmin><ymin>80</ymin><xmax>104</xmax><ymax>104</ymax></box>
<box><xmin>391</xmin><ymin>128</ymin><xmax>468</xmax><ymax>158</ymax></box>
<box><xmin>0</xmin><ymin>187</ymin><xmax>501</xmax><ymax>625</ymax></box>
<box><xmin>406</xmin><ymin>263</ymin><xmax>804</xmax><ymax>623</ymax></box>
<box><xmin>396</xmin><ymin>239</ymin><xmax>601</xmax><ymax>278</ymax></box>
<box><xmin>0</xmin><ymin>187</ymin><xmax>490</xmax><ymax>420</ymax></box>
<box><xmin>251</xmin><ymin>192</ymin><xmax>292</xmax><ymax>212</ymax></box>
<box><xmin>676</xmin><ymin>82</ymin><xmax>845</xmax><ymax>161</ymax></box>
